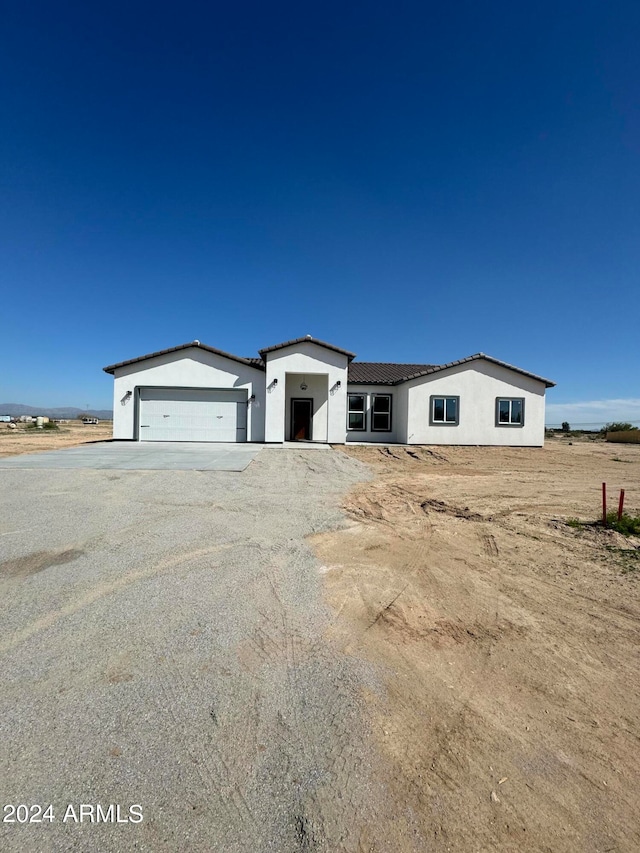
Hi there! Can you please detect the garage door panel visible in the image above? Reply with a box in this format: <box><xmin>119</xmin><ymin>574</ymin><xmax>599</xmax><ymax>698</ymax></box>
<box><xmin>138</xmin><ymin>388</ymin><xmax>247</xmax><ymax>442</ymax></box>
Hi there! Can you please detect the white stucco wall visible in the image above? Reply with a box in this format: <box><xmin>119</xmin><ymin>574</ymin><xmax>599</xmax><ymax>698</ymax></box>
<box><xmin>264</xmin><ymin>342</ymin><xmax>349</xmax><ymax>443</ymax></box>
<box><xmin>344</xmin><ymin>385</ymin><xmax>400</xmax><ymax>443</ymax></box>
<box><xmin>404</xmin><ymin>360</ymin><xmax>547</xmax><ymax>446</ymax></box>
<box><xmin>111</xmin><ymin>348</ymin><xmax>266</xmax><ymax>441</ymax></box>
<box><xmin>394</xmin><ymin>384</ymin><xmax>410</xmax><ymax>443</ymax></box>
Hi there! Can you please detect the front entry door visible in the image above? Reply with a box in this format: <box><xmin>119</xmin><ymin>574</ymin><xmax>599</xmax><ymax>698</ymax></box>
<box><xmin>291</xmin><ymin>398</ymin><xmax>313</xmax><ymax>441</ymax></box>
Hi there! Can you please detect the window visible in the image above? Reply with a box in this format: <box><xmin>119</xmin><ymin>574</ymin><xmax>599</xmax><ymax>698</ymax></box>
<box><xmin>496</xmin><ymin>397</ymin><xmax>524</xmax><ymax>426</ymax></box>
<box><xmin>371</xmin><ymin>394</ymin><xmax>392</xmax><ymax>431</ymax></box>
<box><xmin>347</xmin><ymin>394</ymin><xmax>366</xmax><ymax>430</ymax></box>
<box><xmin>430</xmin><ymin>396</ymin><xmax>459</xmax><ymax>426</ymax></box>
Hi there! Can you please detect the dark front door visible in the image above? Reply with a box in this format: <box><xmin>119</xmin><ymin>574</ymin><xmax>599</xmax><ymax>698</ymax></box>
<box><xmin>291</xmin><ymin>398</ymin><xmax>313</xmax><ymax>441</ymax></box>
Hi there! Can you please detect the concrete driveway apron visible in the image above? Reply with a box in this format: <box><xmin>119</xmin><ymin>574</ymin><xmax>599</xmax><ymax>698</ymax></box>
<box><xmin>0</xmin><ymin>441</ymin><xmax>263</xmax><ymax>471</ymax></box>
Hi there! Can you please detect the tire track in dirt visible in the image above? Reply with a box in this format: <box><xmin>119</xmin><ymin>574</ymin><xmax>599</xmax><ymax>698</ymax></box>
<box><xmin>0</xmin><ymin>544</ymin><xmax>232</xmax><ymax>655</ymax></box>
<box><xmin>314</xmin><ymin>443</ymin><xmax>640</xmax><ymax>852</ymax></box>
<box><xmin>233</xmin><ymin>550</ymin><xmax>394</xmax><ymax>852</ymax></box>
<box><xmin>260</xmin><ymin>562</ymin><xmax>357</xmax><ymax>850</ymax></box>
<box><xmin>155</xmin><ymin>644</ymin><xmax>257</xmax><ymax>832</ymax></box>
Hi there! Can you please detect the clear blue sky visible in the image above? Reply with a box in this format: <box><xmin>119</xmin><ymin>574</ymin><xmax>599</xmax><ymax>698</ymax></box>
<box><xmin>2</xmin><ymin>1</ymin><xmax>638</xmax><ymax>425</ymax></box>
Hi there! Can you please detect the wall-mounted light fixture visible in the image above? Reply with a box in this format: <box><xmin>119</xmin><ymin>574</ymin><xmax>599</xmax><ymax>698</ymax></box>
<box><xmin>335</xmin><ymin>380</ymin><xmax>341</xmax><ymax>388</ymax></box>
<box><xmin>273</xmin><ymin>378</ymin><xmax>278</xmax><ymax>386</ymax></box>
<box><xmin>249</xmin><ymin>394</ymin><xmax>256</xmax><ymax>401</ymax></box>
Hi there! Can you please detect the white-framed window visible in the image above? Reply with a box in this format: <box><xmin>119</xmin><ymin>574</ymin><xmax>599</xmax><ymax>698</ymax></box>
<box><xmin>496</xmin><ymin>397</ymin><xmax>524</xmax><ymax>426</ymax></box>
<box><xmin>430</xmin><ymin>396</ymin><xmax>459</xmax><ymax>426</ymax></box>
<box><xmin>347</xmin><ymin>394</ymin><xmax>366</xmax><ymax>431</ymax></box>
<box><xmin>371</xmin><ymin>394</ymin><xmax>392</xmax><ymax>431</ymax></box>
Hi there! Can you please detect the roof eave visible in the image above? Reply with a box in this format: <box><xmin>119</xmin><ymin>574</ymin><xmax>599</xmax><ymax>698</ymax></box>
<box><xmin>347</xmin><ymin>380</ymin><xmax>396</xmax><ymax>386</ymax></box>
<box><xmin>103</xmin><ymin>342</ymin><xmax>265</xmax><ymax>374</ymax></box>
<box><xmin>258</xmin><ymin>336</ymin><xmax>356</xmax><ymax>361</ymax></box>
<box><xmin>399</xmin><ymin>353</ymin><xmax>555</xmax><ymax>387</ymax></box>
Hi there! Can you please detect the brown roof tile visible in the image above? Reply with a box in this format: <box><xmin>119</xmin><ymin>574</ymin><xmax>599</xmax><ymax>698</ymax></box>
<box><xmin>398</xmin><ymin>353</ymin><xmax>555</xmax><ymax>387</ymax></box>
<box><xmin>348</xmin><ymin>354</ymin><xmax>554</xmax><ymax>387</ymax></box>
<box><xmin>348</xmin><ymin>362</ymin><xmax>436</xmax><ymax>384</ymax></box>
<box><xmin>103</xmin><ymin>341</ymin><xmax>555</xmax><ymax>389</ymax></box>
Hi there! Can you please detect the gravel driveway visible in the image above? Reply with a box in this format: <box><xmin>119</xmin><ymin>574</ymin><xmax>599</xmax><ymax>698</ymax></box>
<box><xmin>0</xmin><ymin>449</ymin><xmax>396</xmax><ymax>852</ymax></box>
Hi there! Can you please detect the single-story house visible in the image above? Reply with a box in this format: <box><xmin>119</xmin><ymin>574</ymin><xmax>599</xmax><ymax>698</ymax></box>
<box><xmin>103</xmin><ymin>335</ymin><xmax>554</xmax><ymax>446</ymax></box>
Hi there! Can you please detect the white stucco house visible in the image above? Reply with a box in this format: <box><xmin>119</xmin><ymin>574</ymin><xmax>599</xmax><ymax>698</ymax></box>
<box><xmin>103</xmin><ymin>335</ymin><xmax>554</xmax><ymax>447</ymax></box>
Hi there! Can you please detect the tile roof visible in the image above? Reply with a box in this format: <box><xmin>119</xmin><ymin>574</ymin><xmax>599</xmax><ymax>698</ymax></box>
<box><xmin>103</xmin><ymin>341</ymin><xmax>265</xmax><ymax>374</ymax></box>
<box><xmin>397</xmin><ymin>353</ymin><xmax>555</xmax><ymax>387</ymax></box>
<box><xmin>348</xmin><ymin>362</ymin><xmax>437</xmax><ymax>384</ymax></box>
<box><xmin>348</xmin><ymin>354</ymin><xmax>554</xmax><ymax>387</ymax></box>
<box><xmin>258</xmin><ymin>335</ymin><xmax>356</xmax><ymax>360</ymax></box>
<box><xmin>103</xmin><ymin>341</ymin><xmax>555</xmax><ymax>389</ymax></box>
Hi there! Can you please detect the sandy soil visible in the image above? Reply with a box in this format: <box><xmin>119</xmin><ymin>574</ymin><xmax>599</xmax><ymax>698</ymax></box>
<box><xmin>312</xmin><ymin>437</ymin><xmax>640</xmax><ymax>852</ymax></box>
<box><xmin>0</xmin><ymin>420</ymin><xmax>113</xmax><ymax>458</ymax></box>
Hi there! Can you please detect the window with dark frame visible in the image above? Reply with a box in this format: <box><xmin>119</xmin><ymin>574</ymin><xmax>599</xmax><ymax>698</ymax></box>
<box><xmin>430</xmin><ymin>395</ymin><xmax>459</xmax><ymax>426</ymax></box>
<box><xmin>347</xmin><ymin>394</ymin><xmax>366</xmax><ymax>431</ymax></box>
<box><xmin>371</xmin><ymin>394</ymin><xmax>392</xmax><ymax>431</ymax></box>
<box><xmin>496</xmin><ymin>397</ymin><xmax>524</xmax><ymax>426</ymax></box>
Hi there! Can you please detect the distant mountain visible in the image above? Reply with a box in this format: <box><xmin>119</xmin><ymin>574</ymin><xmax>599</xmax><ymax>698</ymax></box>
<box><xmin>0</xmin><ymin>404</ymin><xmax>113</xmax><ymax>419</ymax></box>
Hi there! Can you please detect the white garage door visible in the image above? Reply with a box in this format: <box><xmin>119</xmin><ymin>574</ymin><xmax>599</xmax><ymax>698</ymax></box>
<box><xmin>138</xmin><ymin>388</ymin><xmax>247</xmax><ymax>442</ymax></box>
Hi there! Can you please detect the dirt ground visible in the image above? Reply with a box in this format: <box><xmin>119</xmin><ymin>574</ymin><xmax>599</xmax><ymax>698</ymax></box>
<box><xmin>312</xmin><ymin>437</ymin><xmax>640</xmax><ymax>852</ymax></box>
<box><xmin>3</xmin><ymin>423</ymin><xmax>638</xmax><ymax>850</ymax></box>
<box><xmin>0</xmin><ymin>420</ymin><xmax>113</xmax><ymax>458</ymax></box>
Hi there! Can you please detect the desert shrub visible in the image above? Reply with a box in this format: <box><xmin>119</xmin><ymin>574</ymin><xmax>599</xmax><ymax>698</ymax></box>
<box><xmin>566</xmin><ymin>513</ymin><xmax>640</xmax><ymax>536</ymax></box>
<box><xmin>605</xmin><ymin>512</ymin><xmax>640</xmax><ymax>536</ymax></box>
<box><xmin>600</xmin><ymin>422</ymin><xmax>637</xmax><ymax>435</ymax></box>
